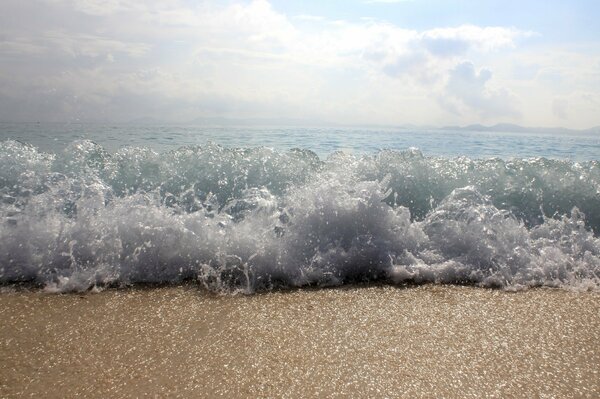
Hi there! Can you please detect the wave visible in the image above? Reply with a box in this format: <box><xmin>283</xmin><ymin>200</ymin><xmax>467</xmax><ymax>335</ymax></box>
<box><xmin>1</xmin><ymin>139</ymin><xmax>599</xmax><ymax>292</ymax></box>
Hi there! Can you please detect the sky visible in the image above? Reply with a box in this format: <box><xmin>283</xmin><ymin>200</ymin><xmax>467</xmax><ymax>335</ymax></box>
<box><xmin>1</xmin><ymin>0</ymin><xmax>599</xmax><ymax>128</ymax></box>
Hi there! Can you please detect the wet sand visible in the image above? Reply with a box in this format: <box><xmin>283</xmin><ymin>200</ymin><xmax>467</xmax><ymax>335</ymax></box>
<box><xmin>1</xmin><ymin>285</ymin><xmax>599</xmax><ymax>398</ymax></box>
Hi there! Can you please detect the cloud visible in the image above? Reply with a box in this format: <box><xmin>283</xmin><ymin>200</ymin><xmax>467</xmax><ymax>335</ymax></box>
<box><xmin>440</xmin><ymin>61</ymin><xmax>519</xmax><ymax>119</ymax></box>
<box><xmin>421</xmin><ymin>36</ymin><xmax>470</xmax><ymax>57</ymax></box>
<box><xmin>355</xmin><ymin>24</ymin><xmax>528</xmax><ymax>90</ymax></box>
<box><xmin>421</xmin><ymin>25</ymin><xmax>534</xmax><ymax>53</ymax></box>
<box><xmin>512</xmin><ymin>63</ymin><xmax>540</xmax><ymax>80</ymax></box>
<box><xmin>552</xmin><ymin>98</ymin><xmax>568</xmax><ymax>119</ymax></box>
<box><xmin>44</xmin><ymin>31</ymin><xmax>149</xmax><ymax>58</ymax></box>
<box><xmin>3</xmin><ymin>0</ymin><xmax>597</xmax><ymax>128</ymax></box>
<box><xmin>42</xmin><ymin>0</ymin><xmax>143</xmax><ymax>16</ymax></box>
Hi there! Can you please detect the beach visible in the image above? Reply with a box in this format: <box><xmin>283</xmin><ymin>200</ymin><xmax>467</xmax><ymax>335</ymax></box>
<box><xmin>1</xmin><ymin>285</ymin><xmax>598</xmax><ymax>398</ymax></box>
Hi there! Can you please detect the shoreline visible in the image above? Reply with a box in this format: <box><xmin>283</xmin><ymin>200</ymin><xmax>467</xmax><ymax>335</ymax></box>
<box><xmin>1</xmin><ymin>285</ymin><xmax>599</xmax><ymax>397</ymax></box>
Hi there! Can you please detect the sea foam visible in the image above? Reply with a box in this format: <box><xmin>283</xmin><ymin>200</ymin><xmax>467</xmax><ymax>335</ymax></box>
<box><xmin>1</xmin><ymin>140</ymin><xmax>599</xmax><ymax>292</ymax></box>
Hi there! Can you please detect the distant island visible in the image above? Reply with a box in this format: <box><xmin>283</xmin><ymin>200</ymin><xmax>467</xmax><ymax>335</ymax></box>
<box><xmin>3</xmin><ymin>119</ymin><xmax>598</xmax><ymax>135</ymax></box>
<box><xmin>440</xmin><ymin>123</ymin><xmax>600</xmax><ymax>135</ymax></box>
<box><xmin>125</xmin><ymin>118</ymin><xmax>600</xmax><ymax>134</ymax></box>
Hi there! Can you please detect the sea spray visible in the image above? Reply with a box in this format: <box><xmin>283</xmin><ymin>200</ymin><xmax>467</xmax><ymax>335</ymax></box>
<box><xmin>1</xmin><ymin>140</ymin><xmax>599</xmax><ymax>292</ymax></box>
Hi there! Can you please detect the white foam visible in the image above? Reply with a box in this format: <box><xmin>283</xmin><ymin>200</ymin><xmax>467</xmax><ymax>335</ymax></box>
<box><xmin>0</xmin><ymin>140</ymin><xmax>598</xmax><ymax>292</ymax></box>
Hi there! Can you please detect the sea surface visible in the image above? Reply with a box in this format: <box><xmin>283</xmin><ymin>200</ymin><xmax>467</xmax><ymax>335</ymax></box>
<box><xmin>1</xmin><ymin>122</ymin><xmax>599</xmax><ymax>292</ymax></box>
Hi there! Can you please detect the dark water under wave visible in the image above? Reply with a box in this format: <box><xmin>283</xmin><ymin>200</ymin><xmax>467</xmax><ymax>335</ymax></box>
<box><xmin>0</xmin><ymin>138</ymin><xmax>599</xmax><ymax>292</ymax></box>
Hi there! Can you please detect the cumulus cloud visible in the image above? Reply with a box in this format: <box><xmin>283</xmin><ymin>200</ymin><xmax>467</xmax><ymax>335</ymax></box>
<box><xmin>421</xmin><ymin>26</ymin><xmax>533</xmax><ymax>53</ymax></box>
<box><xmin>440</xmin><ymin>61</ymin><xmax>519</xmax><ymax>119</ymax></box>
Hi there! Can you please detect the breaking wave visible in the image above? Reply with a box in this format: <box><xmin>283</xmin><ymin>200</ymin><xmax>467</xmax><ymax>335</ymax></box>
<box><xmin>1</xmin><ymin>139</ymin><xmax>599</xmax><ymax>292</ymax></box>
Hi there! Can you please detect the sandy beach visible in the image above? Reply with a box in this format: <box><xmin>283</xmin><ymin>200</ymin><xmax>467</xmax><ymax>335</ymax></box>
<box><xmin>1</xmin><ymin>285</ymin><xmax>598</xmax><ymax>398</ymax></box>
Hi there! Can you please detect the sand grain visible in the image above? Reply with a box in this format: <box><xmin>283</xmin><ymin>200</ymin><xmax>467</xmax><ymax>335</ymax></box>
<box><xmin>1</xmin><ymin>285</ymin><xmax>599</xmax><ymax>398</ymax></box>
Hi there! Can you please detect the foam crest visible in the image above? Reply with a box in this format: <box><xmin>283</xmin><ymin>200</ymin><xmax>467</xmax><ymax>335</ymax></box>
<box><xmin>0</xmin><ymin>140</ymin><xmax>598</xmax><ymax>292</ymax></box>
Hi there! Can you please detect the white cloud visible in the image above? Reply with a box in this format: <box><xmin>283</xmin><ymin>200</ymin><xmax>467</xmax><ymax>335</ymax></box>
<box><xmin>43</xmin><ymin>0</ymin><xmax>144</xmax><ymax>16</ymax></box>
<box><xmin>47</xmin><ymin>31</ymin><xmax>150</xmax><ymax>58</ymax></box>
<box><xmin>552</xmin><ymin>98</ymin><xmax>569</xmax><ymax>119</ymax></box>
<box><xmin>440</xmin><ymin>61</ymin><xmax>519</xmax><ymax>119</ymax></box>
<box><xmin>0</xmin><ymin>0</ymin><xmax>597</xmax><ymax>127</ymax></box>
<box><xmin>421</xmin><ymin>25</ymin><xmax>534</xmax><ymax>53</ymax></box>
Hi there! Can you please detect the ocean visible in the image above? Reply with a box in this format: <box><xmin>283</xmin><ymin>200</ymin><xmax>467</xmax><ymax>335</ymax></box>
<box><xmin>1</xmin><ymin>122</ymin><xmax>599</xmax><ymax>292</ymax></box>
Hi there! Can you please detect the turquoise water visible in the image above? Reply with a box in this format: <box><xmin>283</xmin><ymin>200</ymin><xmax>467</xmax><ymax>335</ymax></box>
<box><xmin>1</xmin><ymin>123</ymin><xmax>599</xmax><ymax>292</ymax></box>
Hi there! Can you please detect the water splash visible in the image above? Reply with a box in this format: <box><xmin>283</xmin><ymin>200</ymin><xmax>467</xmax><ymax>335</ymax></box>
<box><xmin>1</xmin><ymin>140</ymin><xmax>599</xmax><ymax>292</ymax></box>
